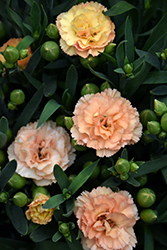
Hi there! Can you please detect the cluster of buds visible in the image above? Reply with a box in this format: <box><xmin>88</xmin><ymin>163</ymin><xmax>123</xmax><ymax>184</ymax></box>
<box><xmin>8</xmin><ymin>89</ymin><xmax>25</xmax><ymax>110</ymax></box>
<box><xmin>123</xmin><ymin>56</ymin><xmax>134</xmax><ymax>77</ymax></box>
<box><xmin>140</xmin><ymin>99</ymin><xmax>167</xmax><ymax>146</ymax></box>
<box><xmin>109</xmin><ymin>157</ymin><xmax>140</xmax><ymax>181</ymax></box>
<box><xmin>160</xmin><ymin>48</ymin><xmax>167</xmax><ymax>61</ymax></box>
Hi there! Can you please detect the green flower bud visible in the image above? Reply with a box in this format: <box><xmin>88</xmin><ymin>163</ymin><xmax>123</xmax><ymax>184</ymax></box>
<box><xmin>12</xmin><ymin>192</ymin><xmax>29</xmax><ymax>207</ymax></box>
<box><xmin>45</xmin><ymin>23</ymin><xmax>59</xmax><ymax>39</ymax></box>
<box><xmin>140</xmin><ymin>209</ymin><xmax>157</xmax><ymax>223</ymax></box>
<box><xmin>19</xmin><ymin>49</ymin><xmax>28</xmax><ymax>59</ymax></box>
<box><xmin>8</xmin><ymin>101</ymin><xmax>17</xmax><ymax>110</ymax></box>
<box><xmin>104</xmin><ymin>43</ymin><xmax>116</xmax><ymax>54</ymax></box>
<box><xmin>160</xmin><ymin>52</ymin><xmax>166</xmax><ymax>60</ymax></box>
<box><xmin>3</xmin><ymin>46</ymin><xmax>19</xmax><ymax>63</ymax></box>
<box><xmin>161</xmin><ymin>113</ymin><xmax>167</xmax><ymax>131</ymax></box>
<box><xmin>32</xmin><ymin>185</ymin><xmax>50</xmax><ymax>199</ymax></box>
<box><xmin>0</xmin><ymin>21</ymin><xmax>7</xmax><ymax>39</ymax></box>
<box><xmin>100</xmin><ymin>164</ymin><xmax>111</xmax><ymax>180</ymax></box>
<box><xmin>55</xmin><ymin>115</ymin><xmax>65</xmax><ymax>127</ymax></box>
<box><xmin>80</xmin><ymin>55</ymin><xmax>99</xmax><ymax>69</ymax></box>
<box><xmin>3</xmin><ymin>61</ymin><xmax>14</xmax><ymax>69</ymax></box>
<box><xmin>154</xmin><ymin>99</ymin><xmax>167</xmax><ymax>116</ymax></box>
<box><xmin>71</xmin><ymin>138</ymin><xmax>87</xmax><ymax>151</ymax></box>
<box><xmin>64</xmin><ymin>116</ymin><xmax>74</xmax><ymax>130</ymax></box>
<box><xmin>140</xmin><ymin>109</ymin><xmax>157</xmax><ymax>127</ymax></box>
<box><xmin>10</xmin><ymin>89</ymin><xmax>25</xmax><ymax>105</ymax></box>
<box><xmin>100</xmin><ymin>81</ymin><xmax>111</xmax><ymax>91</ymax></box>
<box><xmin>142</xmin><ymin>130</ymin><xmax>154</xmax><ymax>143</ymax></box>
<box><xmin>0</xmin><ymin>150</ymin><xmax>7</xmax><ymax>165</ymax></box>
<box><xmin>136</xmin><ymin>188</ymin><xmax>156</xmax><ymax>208</ymax></box>
<box><xmin>130</xmin><ymin>162</ymin><xmax>139</xmax><ymax>172</ymax></box>
<box><xmin>58</xmin><ymin>222</ymin><xmax>70</xmax><ymax>237</ymax></box>
<box><xmin>114</xmin><ymin>158</ymin><xmax>130</xmax><ymax>174</ymax></box>
<box><xmin>40</xmin><ymin>41</ymin><xmax>60</xmax><ymax>62</ymax></box>
<box><xmin>81</xmin><ymin>83</ymin><xmax>99</xmax><ymax>96</ymax></box>
<box><xmin>68</xmin><ymin>174</ymin><xmax>76</xmax><ymax>183</ymax></box>
<box><xmin>147</xmin><ymin>121</ymin><xmax>161</xmax><ymax>135</ymax></box>
<box><xmin>33</xmin><ymin>30</ymin><xmax>40</xmax><ymax>41</ymax></box>
<box><xmin>144</xmin><ymin>0</ymin><xmax>152</xmax><ymax>10</ymax></box>
<box><xmin>120</xmin><ymin>173</ymin><xmax>129</xmax><ymax>181</ymax></box>
<box><xmin>136</xmin><ymin>174</ymin><xmax>148</xmax><ymax>187</ymax></box>
<box><xmin>8</xmin><ymin>173</ymin><xmax>26</xmax><ymax>189</ymax></box>
<box><xmin>62</xmin><ymin>188</ymin><xmax>71</xmax><ymax>200</ymax></box>
<box><xmin>158</xmin><ymin>131</ymin><xmax>167</xmax><ymax>140</ymax></box>
<box><xmin>0</xmin><ymin>192</ymin><xmax>9</xmax><ymax>203</ymax></box>
<box><xmin>83</xmin><ymin>161</ymin><xmax>100</xmax><ymax>179</ymax></box>
<box><xmin>123</xmin><ymin>63</ymin><xmax>133</xmax><ymax>75</ymax></box>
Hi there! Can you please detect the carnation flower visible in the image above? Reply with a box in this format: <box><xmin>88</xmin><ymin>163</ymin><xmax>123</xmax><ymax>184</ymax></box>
<box><xmin>0</xmin><ymin>38</ymin><xmax>32</xmax><ymax>69</ymax></box>
<box><xmin>70</xmin><ymin>88</ymin><xmax>142</xmax><ymax>157</ymax></box>
<box><xmin>7</xmin><ymin>121</ymin><xmax>76</xmax><ymax>186</ymax></box>
<box><xmin>25</xmin><ymin>193</ymin><xmax>54</xmax><ymax>225</ymax></box>
<box><xmin>74</xmin><ymin>186</ymin><xmax>138</xmax><ymax>250</ymax></box>
<box><xmin>56</xmin><ymin>1</ymin><xmax>115</xmax><ymax>58</ymax></box>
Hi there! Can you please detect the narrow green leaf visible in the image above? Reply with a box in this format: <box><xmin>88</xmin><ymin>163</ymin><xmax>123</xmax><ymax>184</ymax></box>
<box><xmin>23</xmin><ymin>22</ymin><xmax>33</xmax><ymax>33</ymax></box>
<box><xmin>120</xmin><ymin>148</ymin><xmax>128</xmax><ymax>160</ymax></box>
<box><xmin>125</xmin><ymin>16</ymin><xmax>134</xmax><ymax>63</ymax></box>
<box><xmin>52</xmin><ymin>0</ymin><xmax>76</xmax><ymax>16</ymax></box>
<box><xmin>144</xmin><ymin>226</ymin><xmax>154</xmax><ymax>250</ymax></box>
<box><xmin>0</xmin><ymin>160</ymin><xmax>17</xmax><ymax>191</ymax></box>
<box><xmin>24</xmin><ymin>0</ymin><xmax>34</xmax><ymax>6</ymax></box>
<box><xmin>52</xmin><ymin>232</ymin><xmax>62</xmax><ymax>243</ymax></box>
<box><xmin>143</xmin><ymin>72</ymin><xmax>167</xmax><ymax>85</ymax></box>
<box><xmin>161</xmin><ymin>166</ymin><xmax>167</xmax><ymax>185</ymax></box>
<box><xmin>136</xmin><ymin>49</ymin><xmax>160</xmax><ymax>70</ymax></box>
<box><xmin>152</xmin><ymin>225</ymin><xmax>167</xmax><ymax>247</ymax></box>
<box><xmin>65</xmin><ymin>65</ymin><xmax>78</xmax><ymax>97</ymax></box>
<box><xmin>38</xmin><ymin>5</ymin><xmax>48</xmax><ymax>45</ymax></box>
<box><xmin>30</xmin><ymin>1</ymin><xmax>41</xmax><ymax>32</ymax></box>
<box><xmin>68</xmin><ymin>160</ymin><xmax>100</xmax><ymax>195</ymax></box>
<box><xmin>9</xmin><ymin>205</ymin><xmax>28</xmax><ymax>235</ymax></box>
<box><xmin>43</xmin><ymin>194</ymin><xmax>64</xmax><ymax>209</ymax></box>
<box><xmin>7</xmin><ymin>8</ymin><xmax>25</xmax><ymax>35</ymax></box>
<box><xmin>63</xmin><ymin>197</ymin><xmax>75</xmax><ymax>217</ymax></box>
<box><xmin>133</xmin><ymin>55</ymin><xmax>145</xmax><ymax>72</ymax></box>
<box><xmin>23</xmin><ymin>69</ymin><xmax>42</xmax><ymax>89</ymax></box>
<box><xmin>116</xmin><ymin>40</ymin><xmax>127</xmax><ymax>68</ymax></box>
<box><xmin>133</xmin><ymin>155</ymin><xmax>167</xmax><ymax>178</ymax></box>
<box><xmin>0</xmin><ymin>132</ymin><xmax>7</xmax><ymax>148</ymax></box>
<box><xmin>43</xmin><ymin>73</ymin><xmax>57</xmax><ymax>97</ymax></box>
<box><xmin>53</xmin><ymin>164</ymin><xmax>71</xmax><ymax>191</ymax></box>
<box><xmin>37</xmin><ymin>99</ymin><xmax>61</xmax><ymax>128</ymax></box>
<box><xmin>126</xmin><ymin>175</ymin><xmax>140</xmax><ymax>187</ymax></box>
<box><xmin>87</xmin><ymin>64</ymin><xmax>116</xmax><ymax>87</ymax></box>
<box><xmin>114</xmin><ymin>68</ymin><xmax>125</xmax><ymax>74</ymax></box>
<box><xmin>0</xmin><ymin>116</ymin><xmax>8</xmax><ymax>134</ymax></box>
<box><xmin>65</xmin><ymin>231</ymin><xmax>83</xmax><ymax>250</ymax></box>
<box><xmin>155</xmin><ymin>194</ymin><xmax>167</xmax><ymax>214</ymax></box>
<box><xmin>100</xmin><ymin>52</ymin><xmax>117</xmax><ymax>67</ymax></box>
<box><xmin>25</xmin><ymin>47</ymin><xmax>41</xmax><ymax>74</ymax></box>
<box><xmin>150</xmin><ymin>85</ymin><xmax>167</xmax><ymax>96</ymax></box>
<box><xmin>16</xmin><ymin>35</ymin><xmax>34</xmax><ymax>51</ymax></box>
<box><xmin>30</xmin><ymin>221</ymin><xmax>55</xmax><ymax>242</ymax></box>
<box><xmin>143</xmin><ymin>13</ymin><xmax>167</xmax><ymax>51</ymax></box>
<box><xmin>155</xmin><ymin>210</ymin><xmax>167</xmax><ymax>223</ymax></box>
<box><xmin>13</xmin><ymin>85</ymin><xmax>43</xmax><ymax>135</ymax></box>
<box><xmin>104</xmin><ymin>1</ymin><xmax>136</xmax><ymax>17</ymax></box>
<box><xmin>44</xmin><ymin>59</ymin><xmax>70</xmax><ymax>69</ymax></box>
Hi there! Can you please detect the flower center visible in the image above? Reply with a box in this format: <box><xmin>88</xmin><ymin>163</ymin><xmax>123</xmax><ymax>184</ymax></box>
<box><xmin>97</xmin><ymin>214</ymin><xmax>115</xmax><ymax>229</ymax></box>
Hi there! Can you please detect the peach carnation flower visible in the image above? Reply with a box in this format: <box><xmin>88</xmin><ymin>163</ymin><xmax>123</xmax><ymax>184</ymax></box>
<box><xmin>25</xmin><ymin>193</ymin><xmax>54</xmax><ymax>225</ymax></box>
<box><xmin>7</xmin><ymin>120</ymin><xmax>76</xmax><ymax>186</ymax></box>
<box><xmin>56</xmin><ymin>1</ymin><xmax>115</xmax><ymax>58</ymax></box>
<box><xmin>0</xmin><ymin>38</ymin><xmax>32</xmax><ymax>70</ymax></box>
<box><xmin>70</xmin><ymin>88</ymin><xmax>142</xmax><ymax>157</ymax></box>
<box><xmin>74</xmin><ymin>186</ymin><xmax>138</xmax><ymax>250</ymax></box>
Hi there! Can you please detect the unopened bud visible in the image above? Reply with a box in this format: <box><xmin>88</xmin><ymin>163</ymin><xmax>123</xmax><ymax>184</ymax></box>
<box><xmin>55</xmin><ymin>115</ymin><xmax>65</xmax><ymax>127</ymax></box>
<box><xmin>40</xmin><ymin>41</ymin><xmax>60</xmax><ymax>62</ymax></box>
<box><xmin>3</xmin><ymin>61</ymin><xmax>14</xmax><ymax>69</ymax></box>
<box><xmin>32</xmin><ymin>185</ymin><xmax>50</xmax><ymax>199</ymax></box>
<box><xmin>130</xmin><ymin>162</ymin><xmax>139</xmax><ymax>172</ymax></box>
<box><xmin>64</xmin><ymin>116</ymin><xmax>74</xmax><ymax>130</ymax></box>
<box><xmin>13</xmin><ymin>192</ymin><xmax>29</xmax><ymax>207</ymax></box>
<box><xmin>33</xmin><ymin>30</ymin><xmax>40</xmax><ymax>41</ymax></box>
<box><xmin>120</xmin><ymin>173</ymin><xmax>129</xmax><ymax>181</ymax></box>
<box><xmin>58</xmin><ymin>222</ymin><xmax>70</xmax><ymax>237</ymax></box>
<box><xmin>45</xmin><ymin>23</ymin><xmax>59</xmax><ymax>39</ymax></box>
<box><xmin>123</xmin><ymin>63</ymin><xmax>133</xmax><ymax>75</ymax></box>
<box><xmin>0</xmin><ymin>192</ymin><xmax>9</xmax><ymax>202</ymax></box>
<box><xmin>81</xmin><ymin>83</ymin><xmax>99</xmax><ymax>96</ymax></box>
<box><xmin>140</xmin><ymin>208</ymin><xmax>157</xmax><ymax>223</ymax></box>
<box><xmin>160</xmin><ymin>52</ymin><xmax>166</xmax><ymax>60</ymax></box>
<box><xmin>10</xmin><ymin>89</ymin><xmax>25</xmax><ymax>105</ymax></box>
<box><xmin>104</xmin><ymin>43</ymin><xmax>116</xmax><ymax>54</ymax></box>
<box><xmin>114</xmin><ymin>158</ymin><xmax>130</xmax><ymax>174</ymax></box>
<box><xmin>136</xmin><ymin>174</ymin><xmax>148</xmax><ymax>187</ymax></box>
<box><xmin>140</xmin><ymin>109</ymin><xmax>157</xmax><ymax>127</ymax></box>
<box><xmin>144</xmin><ymin>0</ymin><xmax>152</xmax><ymax>10</ymax></box>
<box><xmin>68</xmin><ymin>174</ymin><xmax>76</xmax><ymax>183</ymax></box>
<box><xmin>142</xmin><ymin>130</ymin><xmax>154</xmax><ymax>143</ymax></box>
<box><xmin>0</xmin><ymin>150</ymin><xmax>7</xmax><ymax>165</ymax></box>
<box><xmin>154</xmin><ymin>99</ymin><xmax>167</xmax><ymax>116</ymax></box>
<box><xmin>8</xmin><ymin>173</ymin><xmax>26</xmax><ymax>189</ymax></box>
<box><xmin>19</xmin><ymin>49</ymin><xmax>28</xmax><ymax>59</ymax></box>
<box><xmin>71</xmin><ymin>138</ymin><xmax>87</xmax><ymax>151</ymax></box>
<box><xmin>161</xmin><ymin>113</ymin><xmax>167</xmax><ymax>131</ymax></box>
<box><xmin>3</xmin><ymin>46</ymin><xmax>19</xmax><ymax>63</ymax></box>
<box><xmin>62</xmin><ymin>188</ymin><xmax>71</xmax><ymax>200</ymax></box>
<box><xmin>136</xmin><ymin>188</ymin><xmax>156</xmax><ymax>208</ymax></box>
<box><xmin>100</xmin><ymin>81</ymin><xmax>111</xmax><ymax>91</ymax></box>
<box><xmin>8</xmin><ymin>102</ymin><xmax>16</xmax><ymax>110</ymax></box>
<box><xmin>100</xmin><ymin>164</ymin><xmax>111</xmax><ymax>180</ymax></box>
<box><xmin>147</xmin><ymin>121</ymin><xmax>161</xmax><ymax>135</ymax></box>
<box><xmin>158</xmin><ymin>131</ymin><xmax>167</xmax><ymax>140</ymax></box>
<box><xmin>80</xmin><ymin>55</ymin><xmax>99</xmax><ymax>69</ymax></box>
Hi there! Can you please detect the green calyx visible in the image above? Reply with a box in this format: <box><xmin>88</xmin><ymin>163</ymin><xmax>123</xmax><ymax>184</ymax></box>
<box><xmin>40</xmin><ymin>41</ymin><xmax>60</xmax><ymax>62</ymax></box>
<box><xmin>12</xmin><ymin>192</ymin><xmax>29</xmax><ymax>207</ymax></box>
<box><xmin>140</xmin><ymin>109</ymin><xmax>157</xmax><ymax>127</ymax></box>
<box><xmin>136</xmin><ymin>188</ymin><xmax>156</xmax><ymax>208</ymax></box>
<box><xmin>3</xmin><ymin>46</ymin><xmax>19</xmax><ymax>63</ymax></box>
<box><xmin>45</xmin><ymin>23</ymin><xmax>59</xmax><ymax>39</ymax></box>
<box><xmin>114</xmin><ymin>158</ymin><xmax>130</xmax><ymax>174</ymax></box>
<box><xmin>10</xmin><ymin>89</ymin><xmax>25</xmax><ymax>105</ymax></box>
<box><xmin>8</xmin><ymin>173</ymin><xmax>26</xmax><ymax>189</ymax></box>
<box><xmin>147</xmin><ymin>121</ymin><xmax>161</xmax><ymax>135</ymax></box>
<box><xmin>81</xmin><ymin>83</ymin><xmax>99</xmax><ymax>96</ymax></box>
<box><xmin>154</xmin><ymin>99</ymin><xmax>167</xmax><ymax>116</ymax></box>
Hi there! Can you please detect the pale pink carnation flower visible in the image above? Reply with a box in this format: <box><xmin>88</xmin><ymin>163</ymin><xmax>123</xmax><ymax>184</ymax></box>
<box><xmin>7</xmin><ymin>121</ymin><xmax>76</xmax><ymax>186</ymax></box>
<box><xmin>70</xmin><ymin>88</ymin><xmax>142</xmax><ymax>157</ymax></box>
<box><xmin>56</xmin><ymin>1</ymin><xmax>115</xmax><ymax>58</ymax></box>
<box><xmin>74</xmin><ymin>186</ymin><xmax>138</xmax><ymax>250</ymax></box>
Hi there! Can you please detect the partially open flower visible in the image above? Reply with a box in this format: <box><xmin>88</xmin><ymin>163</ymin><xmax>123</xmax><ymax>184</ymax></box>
<box><xmin>25</xmin><ymin>193</ymin><xmax>54</xmax><ymax>225</ymax></box>
<box><xmin>0</xmin><ymin>38</ymin><xmax>32</xmax><ymax>70</ymax></box>
<box><xmin>71</xmin><ymin>88</ymin><xmax>142</xmax><ymax>157</ymax></box>
<box><xmin>56</xmin><ymin>1</ymin><xmax>115</xmax><ymax>58</ymax></box>
<box><xmin>7</xmin><ymin>120</ymin><xmax>76</xmax><ymax>186</ymax></box>
<box><xmin>74</xmin><ymin>186</ymin><xmax>138</xmax><ymax>250</ymax></box>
